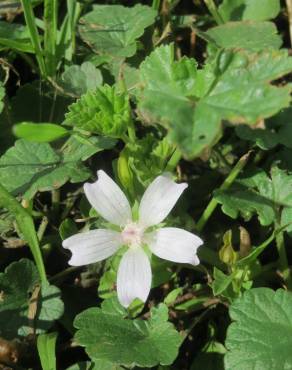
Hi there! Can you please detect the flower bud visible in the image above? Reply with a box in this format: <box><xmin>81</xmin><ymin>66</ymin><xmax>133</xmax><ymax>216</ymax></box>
<box><xmin>239</xmin><ymin>226</ymin><xmax>251</xmax><ymax>258</ymax></box>
<box><xmin>117</xmin><ymin>148</ymin><xmax>134</xmax><ymax>196</ymax></box>
<box><xmin>219</xmin><ymin>230</ymin><xmax>238</xmax><ymax>265</ymax></box>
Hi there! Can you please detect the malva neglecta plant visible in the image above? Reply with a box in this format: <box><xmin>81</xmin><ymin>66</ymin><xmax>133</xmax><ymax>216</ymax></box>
<box><xmin>1</xmin><ymin>0</ymin><xmax>292</xmax><ymax>369</ymax></box>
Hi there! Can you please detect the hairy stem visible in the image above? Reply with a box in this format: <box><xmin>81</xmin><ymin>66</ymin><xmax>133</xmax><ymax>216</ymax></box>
<box><xmin>152</xmin><ymin>0</ymin><xmax>161</xmax><ymax>10</ymax></box>
<box><xmin>197</xmin><ymin>152</ymin><xmax>251</xmax><ymax>232</ymax></box>
<box><xmin>203</xmin><ymin>0</ymin><xmax>224</xmax><ymax>25</ymax></box>
<box><xmin>37</xmin><ymin>216</ymin><xmax>49</xmax><ymax>242</ymax></box>
<box><xmin>165</xmin><ymin>147</ymin><xmax>182</xmax><ymax>172</ymax></box>
<box><xmin>52</xmin><ymin>189</ymin><xmax>60</xmax><ymax>216</ymax></box>
<box><xmin>275</xmin><ymin>219</ymin><xmax>291</xmax><ymax>285</ymax></box>
<box><xmin>50</xmin><ymin>266</ymin><xmax>81</xmax><ymax>284</ymax></box>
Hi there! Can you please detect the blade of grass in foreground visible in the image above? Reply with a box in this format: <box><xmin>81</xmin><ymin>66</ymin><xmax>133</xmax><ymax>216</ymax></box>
<box><xmin>0</xmin><ymin>183</ymin><xmax>47</xmax><ymax>284</ymax></box>
<box><xmin>58</xmin><ymin>0</ymin><xmax>81</xmax><ymax>63</ymax></box>
<box><xmin>20</xmin><ymin>0</ymin><xmax>47</xmax><ymax>77</ymax></box>
<box><xmin>37</xmin><ymin>332</ymin><xmax>57</xmax><ymax>370</ymax></box>
<box><xmin>44</xmin><ymin>0</ymin><xmax>58</xmax><ymax>77</ymax></box>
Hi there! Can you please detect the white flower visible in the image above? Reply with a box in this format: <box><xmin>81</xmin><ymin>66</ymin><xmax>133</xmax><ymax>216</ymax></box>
<box><xmin>62</xmin><ymin>170</ymin><xmax>203</xmax><ymax>307</ymax></box>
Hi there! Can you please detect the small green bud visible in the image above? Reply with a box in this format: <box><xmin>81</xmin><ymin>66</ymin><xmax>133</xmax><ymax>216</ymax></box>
<box><xmin>219</xmin><ymin>230</ymin><xmax>238</xmax><ymax>265</ymax></box>
<box><xmin>117</xmin><ymin>148</ymin><xmax>134</xmax><ymax>196</ymax></box>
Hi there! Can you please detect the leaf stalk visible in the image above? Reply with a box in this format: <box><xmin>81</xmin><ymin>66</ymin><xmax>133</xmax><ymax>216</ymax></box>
<box><xmin>196</xmin><ymin>152</ymin><xmax>251</xmax><ymax>232</ymax></box>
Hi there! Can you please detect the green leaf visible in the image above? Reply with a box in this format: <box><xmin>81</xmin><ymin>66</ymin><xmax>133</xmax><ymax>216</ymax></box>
<box><xmin>204</xmin><ymin>49</ymin><xmax>292</xmax><ymax>122</ymax></box>
<box><xmin>79</xmin><ymin>4</ymin><xmax>156</xmax><ymax>58</ymax></box>
<box><xmin>164</xmin><ymin>288</ymin><xmax>183</xmax><ymax>305</ymax></box>
<box><xmin>214</xmin><ymin>184</ymin><xmax>274</xmax><ymax>226</ymax></box>
<box><xmin>0</xmin><ymin>137</ymin><xmax>114</xmax><ymax>199</ymax></box>
<box><xmin>66</xmin><ymin>361</ymin><xmax>123</xmax><ymax>370</ymax></box>
<box><xmin>62</xmin><ymin>135</ymin><xmax>116</xmax><ymax>162</ymax></box>
<box><xmin>140</xmin><ymin>45</ymin><xmax>198</xmax><ymax>97</ymax></box>
<box><xmin>59</xmin><ymin>218</ymin><xmax>78</xmax><ymax>240</ymax></box>
<box><xmin>281</xmin><ymin>207</ymin><xmax>292</xmax><ymax>236</ymax></box>
<box><xmin>0</xmin><ymin>259</ymin><xmax>63</xmax><ymax>339</ymax></box>
<box><xmin>0</xmin><ymin>20</ymin><xmax>33</xmax><ymax>53</ymax></box>
<box><xmin>236</xmin><ymin>107</ymin><xmax>292</xmax><ymax>150</ymax></box>
<box><xmin>139</xmin><ymin>45</ymin><xmax>292</xmax><ymax>158</ymax></box>
<box><xmin>141</xmin><ymin>91</ymin><xmax>220</xmax><ymax>160</ymax></box>
<box><xmin>235</xmin><ymin>229</ymin><xmax>278</xmax><ymax>267</ymax></box>
<box><xmin>235</xmin><ymin>125</ymin><xmax>279</xmax><ymax>150</ymax></box>
<box><xmin>74</xmin><ymin>302</ymin><xmax>182</xmax><ymax>367</ymax></box>
<box><xmin>98</xmin><ymin>269</ymin><xmax>117</xmax><ymax>299</ymax></box>
<box><xmin>205</xmin><ymin>21</ymin><xmax>281</xmax><ymax>51</ymax></box>
<box><xmin>30</xmin><ymin>284</ymin><xmax>64</xmax><ymax>336</ymax></box>
<box><xmin>0</xmin><ymin>139</ymin><xmax>70</xmax><ymax>198</ymax></box>
<box><xmin>13</xmin><ymin>122</ymin><xmax>69</xmax><ymax>142</ymax></box>
<box><xmin>111</xmin><ymin>63</ymin><xmax>140</xmax><ymax>94</ymax></box>
<box><xmin>212</xmin><ymin>267</ymin><xmax>233</xmax><ymax>296</ymax></box>
<box><xmin>37</xmin><ymin>332</ymin><xmax>57</xmax><ymax>370</ymax></box>
<box><xmin>191</xmin><ymin>341</ymin><xmax>226</xmax><ymax>370</ymax></box>
<box><xmin>225</xmin><ymin>288</ymin><xmax>292</xmax><ymax>370</ymax></box>
<box><xmin>215</xmin><ymin>167</ymin><xmax>292</xmax><ymax>226</ymax></box>
<box><xmin>64</xmin><ymin>85</ymin><xmax>131</xmax><ymax>138</ymax></box>
<box><xmin>0</xmin><ymin>20</ymin><xmax>31</xmax><ymax>39</ymax></box>
<box><xmin>139</xmin><ymin>44</ymin><xmax>221</xmax><ymax>158</ymax></box>
<box><xmin>119</xmin><ymin>135</ymin><xmax>174</xmax><ymax>194</ymax></box>
<box><xmin>218</xmin><ymin>0</ymin><xmax>280</xmax><ymax>22</ymax></box>
<box><xmin>60</xmin><ymin>62</ymin><xmax>103</xmax><ymax>97</ymax></box>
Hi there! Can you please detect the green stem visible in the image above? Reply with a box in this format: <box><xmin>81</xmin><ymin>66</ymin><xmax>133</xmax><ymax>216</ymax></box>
<box><xmin>183</xmin><ymin>305</ymin><xmax>216</xmax><ymax>339</ymax></box>
<box><xmin>203</xmin><ymin>0</ymin><xmax>224</xmax><ymax>25</ymax></box>
<box><xmin>165</xmin><ymin>147</ymin><xmax>182</xmax><ymax>172</ymax></box>
<box><xmin>37</xmin><ymin>216</ymin><xmax>48</xmax><ymax>242</ymax></box>
<box><xmin>275</xmin><ymin>221</ymin><xmax>290</xmax><ymax>282</ymax></box>
<box><xmin>49</xmin><ymin>266</ymin><xmax>81</xmax><ymax>284</ymax></box>
<box><xmin>49</xmin><ymin>87</ymin><xmax>57</xmax><ymax>122</ymax></box>
<box><xmin>197</xmin><ymin>152</ymin><xmax>251</xmax><ymax>232</ymax></box>
<box><xmin>127</xmin><ymin>120</ymin><xmax>136</xmax><ymax>143</ymax></box>
<box><xmin>198</xmin><ymin>246</ymin><xmax>226</xmax><ymax>270</ymax></box>
<box><xmin>117</xmin><ymin>63</ymin><xmax>137</xmax><ymax>144</ymax></box>
<box><xmin>152</xmin><ymin>0</ymin><xmax>161</xmax><ymax>10</ymax></box>
<box><xmin>52</xmin><ymin>189</ymin><xmax>60</xmax><ymax>216</ymax></box>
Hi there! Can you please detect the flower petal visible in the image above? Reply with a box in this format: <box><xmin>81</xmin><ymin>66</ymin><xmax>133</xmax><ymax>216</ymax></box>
<box><xmin>117</xmin><ymin>248</ymin><xmax>151</xmax><ymax>308</ymax></box>
<box><xmin>139</xmin><ymin>175</ymin><xmax>188</xmax><ymax>228</ymax></box>
<box><xmin>84</xmin><ymin>170</ymin><xmax>132</xmax><ymax>226</ymax></box>
<box><xmin>62</xmin><ymin>229</ymin><xmax>122</xmax><ymax>266</ymax></box>
<box><xmin>147</xmin><ymin>227</ymin><xmax>202</xmax><ymax>265</ymax></box>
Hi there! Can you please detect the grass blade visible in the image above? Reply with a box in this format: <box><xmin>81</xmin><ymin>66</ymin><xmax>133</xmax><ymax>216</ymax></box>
<box><xmin>58</xmin><ymin>0</ymin><xmax>81</xmax><ymax>63</ymax></box>
<box><xmin>0</xmin><ymin>183</ymin><xmax>47</xmax><ymax>284</ymax></box>
<box><xmin>44</xmin><ymin>0</ymin><xmax>58</xmax><ymax>76</ymax></box>
<box><xmin>0</xmin><ymin>37</ymin><xmax>34</xmax><ymax>53</ymax></box>
<box><xmin>20</xmin><ymin>0</ymin><xmax>46</xmax><ymax>77</ymax></box>
<box><xmin>37</xmin><ymin>332</ymin><xmax>57</xmax><ymax>370</ymax></box>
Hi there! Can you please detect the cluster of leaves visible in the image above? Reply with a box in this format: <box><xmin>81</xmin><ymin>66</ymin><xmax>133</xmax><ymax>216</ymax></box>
<box><xmin>0</xmin><ymin>0</ymin><xmax>292</xmax><ymax>369</ymax></box>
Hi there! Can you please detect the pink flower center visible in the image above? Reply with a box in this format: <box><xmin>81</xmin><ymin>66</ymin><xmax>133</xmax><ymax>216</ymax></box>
<box><xmin>121</xmin><ymin>223</ymin><xmax>144</xmax><ymax>247</ymax></box>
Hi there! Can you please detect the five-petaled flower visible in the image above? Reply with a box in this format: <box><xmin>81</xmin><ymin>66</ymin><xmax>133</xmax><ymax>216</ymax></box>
<box><xmin>63</xmin><ymin>171</ymin><xmax>203</xmax><ymax>307</ymax></box>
